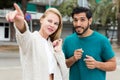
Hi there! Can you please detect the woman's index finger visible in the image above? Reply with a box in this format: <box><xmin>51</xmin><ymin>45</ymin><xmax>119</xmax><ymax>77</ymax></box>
<box><xmin>14</xmin><ymin>3</ymin><xmax>23</xmax><ymax>15</ymax></box>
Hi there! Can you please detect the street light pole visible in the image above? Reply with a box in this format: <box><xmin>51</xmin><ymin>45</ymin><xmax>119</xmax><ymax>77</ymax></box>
<box><xmin>49</xmin><ymin>0</ymin><xmax>51</xmax><ymax>8</ymax></box>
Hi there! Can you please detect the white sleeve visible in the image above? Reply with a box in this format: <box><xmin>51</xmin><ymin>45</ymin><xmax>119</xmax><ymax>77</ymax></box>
<box><xmin>14</xmin><ymin>20</ymin><xmax>32</xmax><ymax>54</ymax></box>
<box><xmin>54</xmin><ymin>51</ymin><xmax>69</xmax><ymax>80</ymax></box>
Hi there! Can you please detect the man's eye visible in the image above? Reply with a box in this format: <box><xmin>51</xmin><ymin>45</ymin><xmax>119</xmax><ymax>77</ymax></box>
<box><xmin>81</xmin><ymin>19</ymin><xmax>85</xmax><ymax>22</ymax></box>
<box><xmin>73</xmin><ymin>19</ymin><xmax>78</xmax><ymax>22</ymax></box>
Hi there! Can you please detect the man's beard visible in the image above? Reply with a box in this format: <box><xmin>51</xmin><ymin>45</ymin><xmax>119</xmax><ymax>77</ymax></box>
<box><xmin>74</xmin><ymin>24</ymin><xmax>90</xmax><ymax>36</ymax></box>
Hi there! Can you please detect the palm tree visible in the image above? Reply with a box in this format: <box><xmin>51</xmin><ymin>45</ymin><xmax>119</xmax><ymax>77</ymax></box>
<box><xmin>88</xmin><ymin>0</ymin><xmax>120</xmax><ymax>45</ymax></box>
<box><xmin>0</xmin><ymin>0</ymin><xmax>22</xmax><ymax>9</ymax></box>
<box><xmin>115</xmin><ymin>0</ymin><xmax>120</xmax><ymax>45</ymax></box>
<box><xmin>56</xmin><ymin>0</ymin><xmax>77</xmax><ymax>21</ymax></box>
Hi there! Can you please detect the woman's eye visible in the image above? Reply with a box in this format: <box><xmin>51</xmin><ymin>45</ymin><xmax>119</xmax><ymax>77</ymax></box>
<box><xmin>48</xmin><ymin>20</ymin><xmax>52</xmax><ymax>23</ymax></box>
<box><xmin>54</xmin><ymin>22</ymin><xmax>59</xmax><ymax>26</ymax></box>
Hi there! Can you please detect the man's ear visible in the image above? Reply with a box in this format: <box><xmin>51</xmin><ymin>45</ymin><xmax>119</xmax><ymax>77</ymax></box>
<box><xmin>89</xmin><ymin>18</ymin><xmax>92</xmax><ymax>25</ymax></box>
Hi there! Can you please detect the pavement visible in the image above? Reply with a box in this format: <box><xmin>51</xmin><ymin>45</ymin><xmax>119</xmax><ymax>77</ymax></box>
<box><xmin>0</xmin><ymin>41</ymin><xmax>22</xmax><ymax>80</ymax></box>
<box><xmin>106</xmin><ymin>42</ymin><xmax>120</xmax><ymax>80</ymax></box>
<box><xmin>0</xmin><ymin>41</ymin><xmax>120</xmax><ymax>80</ymax></box>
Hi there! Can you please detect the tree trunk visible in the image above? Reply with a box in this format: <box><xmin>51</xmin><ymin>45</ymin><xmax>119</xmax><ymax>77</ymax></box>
<box><xmin>21</xmin><ymin>0</ymin><xmax>28</xmax><ymax>15</ymax></box>
<box><xmin>10</xmin><ymin>23</ymin><xmax>15</xmax><ymax>42</ymax></box>
<box><xmin>117</xmin><ymin>13</ymin><xmax>120</xmax><ymax>45</ymax></box>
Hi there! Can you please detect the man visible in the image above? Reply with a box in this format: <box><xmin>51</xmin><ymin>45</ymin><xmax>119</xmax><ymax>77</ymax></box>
<box><xmin>62</xmin><ymin>7</ymin><xmax>116</xmax><ymax>80</ymax></box>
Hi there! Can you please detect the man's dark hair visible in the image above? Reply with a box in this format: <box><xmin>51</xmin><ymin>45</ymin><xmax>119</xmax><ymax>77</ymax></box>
<box><xmin>71</xmin><ymin>7</ymin><xmax>92</xmax><ymax>19</ymax></box>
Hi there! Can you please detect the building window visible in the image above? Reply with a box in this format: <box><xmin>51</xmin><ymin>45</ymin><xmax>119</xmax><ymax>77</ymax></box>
<box><xmin>4</xmin><ymin>27</ymin><xmax>9</xmax><ymax>38</ymax></box>
<box><xmin>0</xmin><ymin>23</ymin><xmax>3</xmax><ymax>26</ymax></box>
<box><xmin>5</xmin><ymin>23</ymin><xmax>9</xmax><ymax>26</ymax></box>
<box><xmin>37</xmin><ymin>5</ymin><xmax>46</xmax><ymax>13</ymax></box>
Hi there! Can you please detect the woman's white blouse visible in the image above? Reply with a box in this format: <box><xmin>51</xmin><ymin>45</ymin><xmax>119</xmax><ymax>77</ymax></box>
<box><xmin>14</xmin><ymin>20</ymin><xmax>69</xmax><ymax>80</ymax></box>
<box><xmin>42</xmin><ymin>36</ymin><xmax>56</xmax><ymax>74</ymax></box>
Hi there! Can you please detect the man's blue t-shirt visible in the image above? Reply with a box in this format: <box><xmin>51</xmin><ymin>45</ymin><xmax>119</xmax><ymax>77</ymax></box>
<box><xmin>62</xmin><ymin>31</ymin><xmax>115</xmax><ymax>80</ymax></box>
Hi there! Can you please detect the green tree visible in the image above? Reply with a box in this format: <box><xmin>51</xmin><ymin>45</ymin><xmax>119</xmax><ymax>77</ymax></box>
<box><xmin>57</xmin><ymin>0</ymin><xmax>77</xmax><ymax>21</ymax></box>
<box><xmin>0</xmin><ymin>0</ymin><xmax>22</xmax><ymax>9</ymax></box>
<box><xmin>0</xmin><ymin>0</ymin><xmax>30</xmax><ymax>41</ymax></box>
<box><xmin>88</xmin><ymin>0</ymin><xmax>120</xmax><ymax>45</ymax></box>
<box><xmin>0</xmin><ymin>0</ymin><xmax>30</xmax><ymax>15</ymax></box>
<box><xmin>116</xmin><ymin>0</ymin><xmax>120</xmax><ymax>45</ymax></box>
<box><xmin>89</xmin><ymin>0</ymin><xmax>116</xmax><ymax>25</ymax></box>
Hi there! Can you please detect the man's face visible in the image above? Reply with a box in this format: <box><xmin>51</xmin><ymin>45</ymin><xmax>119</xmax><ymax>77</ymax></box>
<box><xmin>73</xmin><ymin>12</ymin><xmax>91</xmax><ymax>36</ymax></box>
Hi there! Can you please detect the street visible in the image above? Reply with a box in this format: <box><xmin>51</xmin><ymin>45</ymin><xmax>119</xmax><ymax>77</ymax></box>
<box><xmin>0</xmin><ymin>43</ymin><xmax>120</xmax><ymax>80</ymax></box>
<box><xmin>0</xmin><ymin>50</ymin><xmax>22</xmax><ymax>80</ymax></box>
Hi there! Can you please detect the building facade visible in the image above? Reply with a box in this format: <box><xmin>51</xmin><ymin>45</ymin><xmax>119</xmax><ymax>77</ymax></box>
<box><xmin>0</xmin><ymin>1</ymin><xmax>73</xmax><ymax>41</ymax></box>
<box><xmin>0</xmin><ymin>10</ymin><xmax>11</xmax><ymax>41</ymax></box>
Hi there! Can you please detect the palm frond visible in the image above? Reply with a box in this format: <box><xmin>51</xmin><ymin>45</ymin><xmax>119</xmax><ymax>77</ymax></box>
<box><xmin>88</xmin><ymin>0</ymin><xmax>118</xmax><ymax>26</ymax></box>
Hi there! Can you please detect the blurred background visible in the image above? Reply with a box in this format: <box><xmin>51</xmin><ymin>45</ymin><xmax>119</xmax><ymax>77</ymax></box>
<box><xmin>0</xmin><ymin>0</ymin><xmax>120</xmax><ymax>80</ymax></box>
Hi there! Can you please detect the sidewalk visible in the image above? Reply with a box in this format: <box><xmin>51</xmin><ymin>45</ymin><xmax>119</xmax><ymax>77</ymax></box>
<box><xmin>0</xmin><ymin>41</ymin><xmax>18</xmax><ymax>51</ymax></box>
<box><xmin>0</xmin><ymin>41</ymin><xmax>17</xmax><ymax>46</ymax></box>
<box><xmin>0</xmin><ymin>41</ymin><xmax>119</xmax><ymax>55</ymax></box>
<box><xmin>0</xmin><ymin>42</ymin><xmax>21</xmax><ymax>80</ymax></box>
<box><xmin>0</xmin><ymin>41</ymin><xmax>120</xmax><ymax>80</ymax></box>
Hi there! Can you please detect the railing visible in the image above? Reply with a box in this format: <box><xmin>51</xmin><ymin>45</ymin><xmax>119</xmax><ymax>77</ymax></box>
<box><xmin>0</xmin><ymin>9</ymin><xmax>43</xmax><ymax>20</ymax></box>
<box><xmin>0</xmin><ymin>9</ymin><xmax>12</xmax><ymax>17</ymax></box>
<box><xmin>26</xmin><ymin>11</ymin><xmax>43</xmax><ymax>19</ymax></box>
<box><xmin>29</xmin><ymin>0</ymin><xmax>63</xmax><ymax>5</ymax></box>
<box><xmin>0</xmin><ymin>8</ymin><xmax>72</xmax><ymax>22</ymax></box>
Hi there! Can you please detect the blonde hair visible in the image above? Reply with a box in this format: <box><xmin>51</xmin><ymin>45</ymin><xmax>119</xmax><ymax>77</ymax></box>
<box><xmin>40</xmin><ymin>8</ymin><xmax>62</xmax><ymax>42</ymax></box>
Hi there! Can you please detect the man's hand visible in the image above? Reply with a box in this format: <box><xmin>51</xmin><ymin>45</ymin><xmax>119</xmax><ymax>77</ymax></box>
<box><xmin>73</xmin><ymin>49</ymin><xmax>83</xmax><ymax>61</ymax></box>
<box><xmin>84</xmin><ymin>55</ymin><xmax>97</xmax><ymax>69</ymax></box>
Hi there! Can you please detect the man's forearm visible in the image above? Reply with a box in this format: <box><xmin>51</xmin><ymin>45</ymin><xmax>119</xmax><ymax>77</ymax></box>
<box><xmin>66</xmin><ymin>56</ymin><xmax>77</xmax><ymax>68</ymax></box>
<box><xmin>95</xmin><ymin>57</ymin><xmax>116</xmax><ymax>71</ymax></box>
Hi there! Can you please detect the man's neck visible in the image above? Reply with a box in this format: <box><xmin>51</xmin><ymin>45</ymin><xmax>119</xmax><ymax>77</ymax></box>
<box><xmin>79</xmin><ymin>29</ymin><xmax>93</xmax><ymax>37</ymax></box>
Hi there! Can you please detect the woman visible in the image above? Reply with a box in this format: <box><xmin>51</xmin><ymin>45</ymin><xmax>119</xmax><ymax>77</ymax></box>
<box><xmin>6</xmin><ymin>3</ymin><xmax>68</xmax><ymax>80</ymax></box>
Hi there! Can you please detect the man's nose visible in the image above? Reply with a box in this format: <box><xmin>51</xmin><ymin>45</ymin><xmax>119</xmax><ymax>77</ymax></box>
<box><xmin>76</xmin><ymin>20</ymin><xmax>82</xmax><ymax>26</ymax></box>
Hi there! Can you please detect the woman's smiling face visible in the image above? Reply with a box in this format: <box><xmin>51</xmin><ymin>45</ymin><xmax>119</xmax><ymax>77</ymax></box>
<box><xmin>40</xmin><ymin>12</ymin><xmax>60</xmax><ymax>37</ymax></box>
